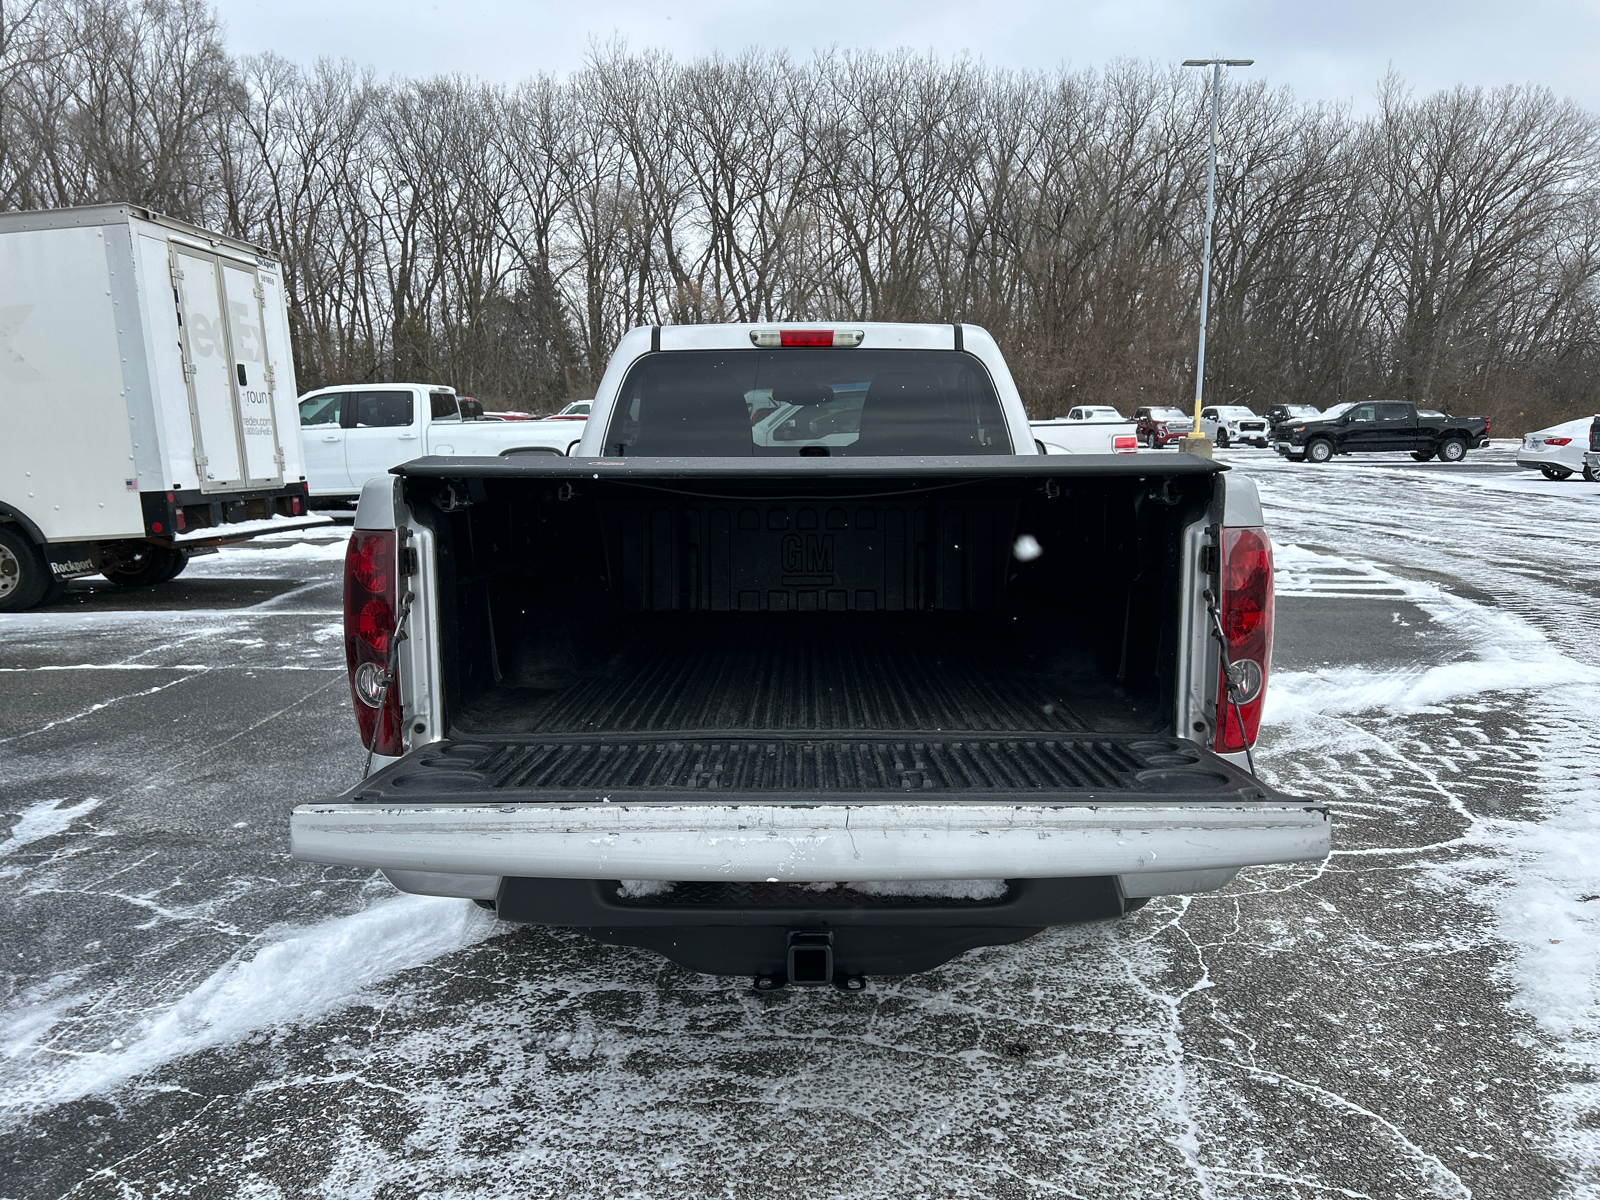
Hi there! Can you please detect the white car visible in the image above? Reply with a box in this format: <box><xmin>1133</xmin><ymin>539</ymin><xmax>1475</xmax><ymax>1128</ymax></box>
<box><xmin>1200</xmin><ymin>405</ymin><xmax>1270</xmax><ymax>449</ymax></box>
<box><xmin>1517</xmin><ymin>416</ymin><xmax>1600</xmax><ymax>481</ymax></box>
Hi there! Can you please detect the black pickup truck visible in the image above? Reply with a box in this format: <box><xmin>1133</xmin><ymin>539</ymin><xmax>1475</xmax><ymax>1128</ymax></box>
<box><xmin>1274</xmin><ymin>401</ymin><xmax>1491</xmax><ymax>464</ymax></box>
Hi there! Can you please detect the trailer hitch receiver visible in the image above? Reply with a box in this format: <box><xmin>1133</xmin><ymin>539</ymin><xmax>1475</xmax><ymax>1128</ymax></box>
<box><xmin>788</xmin><ymin>930</ymin><xmax>833</xmax><ymax>986</ymax></box>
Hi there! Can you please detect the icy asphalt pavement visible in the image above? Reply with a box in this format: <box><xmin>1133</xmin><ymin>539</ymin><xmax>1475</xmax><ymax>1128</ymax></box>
<box><xmin>2</xmin><ymin>448</ymin><xmax>1598</xmax><ymax>1199</ymax></box>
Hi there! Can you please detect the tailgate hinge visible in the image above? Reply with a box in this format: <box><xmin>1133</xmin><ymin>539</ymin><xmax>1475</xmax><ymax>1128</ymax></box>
<box><xmin>182</xmin><ymin>361</ymin><xmax>197</xmax><ymax>382</ymax></box>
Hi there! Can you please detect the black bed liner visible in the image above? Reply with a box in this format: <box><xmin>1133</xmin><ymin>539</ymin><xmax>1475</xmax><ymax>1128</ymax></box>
<box><xmin>346</xmin><ymin>732</ymin><xmax>1274</xmax><ymax>805</ymax></box>
<box><xmin>374</xmin><ymin>453</ymin><xmax>1259</xmax><ymax>809</ymax></box>
<box><xmin>395</xmin><ymin>452</ymin><xmax>1226</xmax><ymax>482</ymax></box>
<box><xmin>453</xmin><ymin>615</ymin><xmax>1152</xmax><ymax>737</ymax></box>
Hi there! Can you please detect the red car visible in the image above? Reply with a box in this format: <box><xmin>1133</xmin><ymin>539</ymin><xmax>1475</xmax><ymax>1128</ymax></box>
<box><xmin>1134</xmin><ymin>406</ymin><xmax>1195</xmax><ymax>448</ymax></box>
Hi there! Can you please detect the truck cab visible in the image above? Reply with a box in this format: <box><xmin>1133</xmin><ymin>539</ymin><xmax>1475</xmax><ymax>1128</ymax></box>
<box><xmin>297</xmin><ymin>384</ymin><xmax>585</xmax><ymax>499</ymax></box>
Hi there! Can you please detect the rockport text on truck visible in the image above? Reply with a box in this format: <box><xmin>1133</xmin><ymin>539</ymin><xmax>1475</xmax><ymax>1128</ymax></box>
<box><xmin>290</xmin><ymin>322</ymin><xmax>1330</xmax><ymax>989</ymax></box>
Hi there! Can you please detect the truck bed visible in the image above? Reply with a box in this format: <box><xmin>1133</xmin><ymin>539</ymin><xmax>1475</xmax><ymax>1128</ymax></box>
<box><xmin>452</xmin><ymin>613</ymin><xmax>1152</xmax><ymax>737</ymax></box>
<box><xmin>380</xmin><ymin>455</ymin><xmax>1236</xmax><ymax>804</ymax></box>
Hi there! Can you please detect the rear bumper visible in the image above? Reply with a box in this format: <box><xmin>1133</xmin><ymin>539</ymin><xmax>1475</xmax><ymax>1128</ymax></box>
<box><xmin>291</xmin><ymin>800</ymin><xmax>1331</xmax><ymax>883</ymax></box>
<box><xmin>1516</xmin><ymin>449</ymin><xmax>1579</xmax><ymax>470</ymax></box>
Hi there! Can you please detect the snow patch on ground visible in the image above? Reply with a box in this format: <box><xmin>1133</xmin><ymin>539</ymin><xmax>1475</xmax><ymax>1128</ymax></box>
<box><xmin>1480</xmin><ymin>678</ymin><xmax>1600</xmax><ymax>1179</ymax></box>
<box><xmin>1268</xmin><ymin>544</ymin><xmax>1589</xmax><ymax>722</ymax></box>
<box><xmin>0</xmin><ymin>893</ymin><xmax>500</xmax><ymax>1125</ymax></box>
<box><xmin>1273</xmin><ymin>541</ymin><xmax>1437</xmax><ymax>601</ymax></box>
<box><xmin>0</xmin><ymin>797</ymin><xmax>102</xmax><ymax>858</ymax></box>
<box><xmin>1268</xmin><ymin>540</ymin><xmax>1600</xmax><ymax>1178</ymax></box>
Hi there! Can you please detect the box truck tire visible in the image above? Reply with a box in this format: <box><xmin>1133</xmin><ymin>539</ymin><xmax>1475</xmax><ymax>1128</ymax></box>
<box><xmin>0</xmin><ymin>526</ymin><xmax>51</xmax><ymax>612</ymax></box>
<box><xmin>102</xmin><ymin>545</ymin><xmax>188</xmax><ymax>588</ymax></box>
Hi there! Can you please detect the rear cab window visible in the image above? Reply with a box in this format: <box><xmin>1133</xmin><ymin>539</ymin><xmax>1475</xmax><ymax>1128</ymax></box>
<box><xmin>430</xmin><ymin>391</ymin><xmax>460</xmax><ymax>422</ymax></box>
<box><xmin>602</xmin><ymin>349</ymin><xmax>1011</xmax><ymax>457</ymax></box>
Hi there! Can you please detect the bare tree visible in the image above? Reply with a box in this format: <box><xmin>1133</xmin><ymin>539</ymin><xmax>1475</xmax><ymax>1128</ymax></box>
<box><xmin>9</xmin><ymin>21</ymin><xmax>1600</xmax><ymax>426</ymax></box>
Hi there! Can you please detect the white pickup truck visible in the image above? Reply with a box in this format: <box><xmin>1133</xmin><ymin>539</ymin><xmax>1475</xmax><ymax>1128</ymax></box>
<box><xmin>1200</xmin><ymin>405</ymin><xmax>1271</xmax><ymax>449</ymax></box>
<box><xmin>291</xmin><ymin>322</ymin><xmax>1328</xmax><ymax>988</ymax></box>
<box><xmin>297</xmin><ymin>384</ymin><xmax>583</xmax><ymax>500</ymax></box>
<box><xmin>1030</xmin><ymin>405</ymin><xmax>1140</xmax><ymax>454</ymax></box>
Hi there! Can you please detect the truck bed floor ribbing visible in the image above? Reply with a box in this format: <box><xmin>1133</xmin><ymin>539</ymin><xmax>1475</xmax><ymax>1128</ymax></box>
<box><xmin>453</xmin><ymin>614</ymin><xmax>1156</xmax><ymax>738</ymax></box>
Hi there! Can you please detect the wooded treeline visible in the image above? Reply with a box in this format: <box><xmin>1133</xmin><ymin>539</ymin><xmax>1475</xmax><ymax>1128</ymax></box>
<box><xmin>5</xmin><ymin>0</ymin><xmax>1600</xmax><ymax>427</ymax></box>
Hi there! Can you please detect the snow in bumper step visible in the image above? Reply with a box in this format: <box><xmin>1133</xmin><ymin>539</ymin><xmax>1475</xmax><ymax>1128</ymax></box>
<box><xmin>291</xmin><ymin>799</ymin><xmax>1330</xmax><ymax>883</ymax></box>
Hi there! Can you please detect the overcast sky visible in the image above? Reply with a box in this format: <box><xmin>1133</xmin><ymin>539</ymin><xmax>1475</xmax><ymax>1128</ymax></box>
<box><xmin>211</xmin><ymin>0</ymin><xmax>1600</xmax><ymax>112</ymax></box>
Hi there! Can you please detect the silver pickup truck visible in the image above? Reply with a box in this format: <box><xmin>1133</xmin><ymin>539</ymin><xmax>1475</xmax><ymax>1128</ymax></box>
<box><xmin>291</xmin><ymin>322</ymin><xmax>1328</xmax><ymax>988</ymax></box>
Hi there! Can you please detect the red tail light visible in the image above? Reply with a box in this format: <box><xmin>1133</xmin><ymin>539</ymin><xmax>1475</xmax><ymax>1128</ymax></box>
<box><xmin>1215</xmin><ymin>527</ymin><xmax>1273</xmax><ymax>753</ymax></box>
<box><xmin>1545</xmin><ymin>437</ymin><xmax>1572</xmax><ymax>447</ymax></box>
<box><xmin>1113</xmin><ymin>435</ymin><xmax>1138</xmax><ymax>453</ymax></box>
<box><xmin>345</xmin><ymin>529</ymin><xmax>403</xmax><ymax>756</ymax></box>
<box><xmin>749</xmin><ymin>328</ymin><xmax>866</xmax><ymax>348</ymax></box>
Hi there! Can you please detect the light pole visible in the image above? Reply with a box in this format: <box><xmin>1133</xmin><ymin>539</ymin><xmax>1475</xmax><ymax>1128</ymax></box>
<box><xmin>1180</xmin><ymin>57</ymin><xmax>1252</xmax><ymax>458</ymax></box>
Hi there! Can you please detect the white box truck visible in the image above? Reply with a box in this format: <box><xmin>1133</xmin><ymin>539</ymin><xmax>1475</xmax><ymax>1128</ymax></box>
<box><xmin>0</xmin><ymin>203</ymin><xmax>321</xmax><ymax>611</ymax></box>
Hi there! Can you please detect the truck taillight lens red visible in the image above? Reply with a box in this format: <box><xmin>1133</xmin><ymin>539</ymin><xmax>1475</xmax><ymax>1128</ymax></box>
<box><xmin>1215</xmin><ymin>527</ymin><xmax>1273</xmax><ymax>753</ymax></box>
<box><xmin>1113</xmin><ymin>435</ymin><xmax>1138</xmax><ymax>453</ymax></box>
<box><xmin>345</xmin><ymin>529</ymin><xmax>403</xmax><ymax>756</ymax></box>
<box><xmin>749</xmin><ymin>328</ymin><xmax>866</xmax><ymax>348</ymax></box>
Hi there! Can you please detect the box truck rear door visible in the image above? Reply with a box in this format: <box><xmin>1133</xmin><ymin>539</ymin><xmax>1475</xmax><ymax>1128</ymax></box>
<box><xmin>220</xmin><ymin>261</ymin><xmax>285</xmax><ymax>486</ymax></box>
<box><xmin>173</xmin><ymin>247</ymin><xmax>246</xmax><ymax>491</ymax></box>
